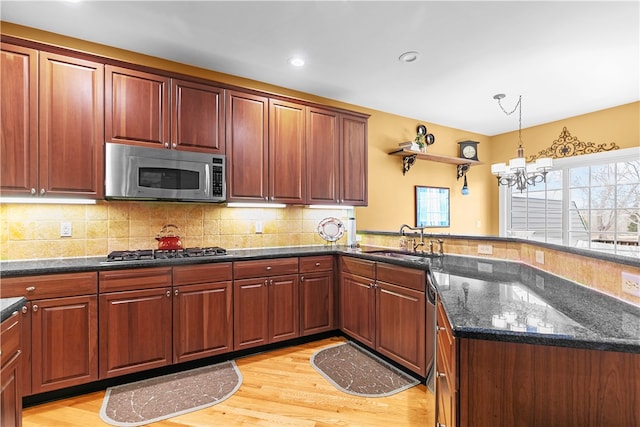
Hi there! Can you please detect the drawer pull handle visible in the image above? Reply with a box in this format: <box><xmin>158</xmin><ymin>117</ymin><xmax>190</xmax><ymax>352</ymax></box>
<box><xmin>266</xmin><ymin>266</ymin><xmax>272</xmax><ymax>271</ymax></box>
<box><xmin>25</xmin><ymin>286</ymin><xmax>36</xmax><ymax>292</ymax></box>
<box><xmin>437</xmin><ymin>326</ymin><xmax>446</xmax><ymax>331</ymax></box>
<box><xmin>437</xmin><ymin>371</ymin><xmax>446</xmax><ymax>378</ymax></box>
<box><xmin>315</xmin><ymin>262</ymin><xmax>320</xmax><ymax>267</ymax></box>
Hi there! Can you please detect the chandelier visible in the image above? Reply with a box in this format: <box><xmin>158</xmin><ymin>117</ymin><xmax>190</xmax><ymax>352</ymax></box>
<box><xmin>490</xmin><ymin>94</ymin><xmax>552</xmax><ymax>192</ymax></box>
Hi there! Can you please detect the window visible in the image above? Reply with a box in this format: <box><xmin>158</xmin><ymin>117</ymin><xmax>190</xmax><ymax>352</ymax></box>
<box><xmin>502</xmin><ymin>148</ymin><xmax>640</xmax><ymax>258</ymax></box>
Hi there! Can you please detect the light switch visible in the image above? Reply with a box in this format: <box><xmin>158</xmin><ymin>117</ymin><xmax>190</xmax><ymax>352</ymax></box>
<box><xmin>60</xmin><ymin>221</ymin><xmax>72</xmax><ymax>237</ymax></box>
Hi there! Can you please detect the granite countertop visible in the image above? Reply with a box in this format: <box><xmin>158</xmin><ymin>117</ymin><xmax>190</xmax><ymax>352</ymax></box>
<box><xmin>0</xmin><ymin>297</ymin><xmax>26</xmax><ymax>322</ymax></box>
<box><xmin>1</xmin><ymin>245</ymin><xmax>638</xmax><ymax>354</ymax></box>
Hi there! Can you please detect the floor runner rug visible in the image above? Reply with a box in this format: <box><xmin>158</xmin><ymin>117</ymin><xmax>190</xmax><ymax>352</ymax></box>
<box><xmin>100</xmin><ymin>360</ymin><xmax>242</xmax><ymax>426</ymax></box>
<box><xmin>310</xmin><ymin>341</ymin><xmax>420</xmax><ymax>397</ymax></box>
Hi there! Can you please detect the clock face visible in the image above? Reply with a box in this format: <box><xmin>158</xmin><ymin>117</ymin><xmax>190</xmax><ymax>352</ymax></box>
<box><xmin>463</xmin><ymin>145</ymin><xmax>476</xmax><ymax>158</ymax></box>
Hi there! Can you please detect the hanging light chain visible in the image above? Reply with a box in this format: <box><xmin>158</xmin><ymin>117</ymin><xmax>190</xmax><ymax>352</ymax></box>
<box><xmin>495</xmin><ymin>94</ymin><xmax>523</xmax><ymax>149</ymax></box>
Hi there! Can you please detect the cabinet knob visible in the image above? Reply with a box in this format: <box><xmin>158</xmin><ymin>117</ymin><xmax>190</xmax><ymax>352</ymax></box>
<box><xmin>315</xmin><ymin>262</ymin><xmax>321</xmax><ymax>267</ymax></box>
<box><xmin>300</xmin><ymin>276</ymin><xmax>305</xmax><ymax>282</ymax></box>
<box><xmin>172</xmin><ymin>143</ymin><xmax>177</xmax><ymax>148</ymax></box>
<box><xmin>174</xmin><ymin>289</ymin><xmax>179</xmax><ymax>296</ymax></box>
<box><xmin>264</xmin><ymin>280</ymin><xmax>268</xmax><ymax>286</ymax></box>
<box><xmin>25</xmin><ymin>286</ymin><xmax>36</xmax><ymax>292</ymax></box>
<box><xmin>166</xmin><ymin>290</ymin><xmax>171</xmax><ymax>297</ymax></box>
<box><xmin>32</xmin><ymin>304</ymin><xmax>38</xmax><ymax>312</ymax></box>
<box><xmin>21</xmin><ymin>306</ymin><xmax>28</xmax><ymax>314</ymax></box>
<box><xmin>437</xmin><ymin>326</ymin><xmax>446</xmax><ymax>332</ymax></box>
<box><xmin>164</xmin><ymin>143</ymin><xmax>170</xmax><ymax>148</ymax></box>
<box><xmin>437</xmin><ymin>371</ymin><xmax>446</xmax><ymax>378</ymax></box>
<box><xmin>40</xmin><ymin>188</ymin><xmax>46</xmax><ymax>195</ymax></box>
<box><xmin>30</xmin><ymin>188</ymin><xmax>37</xmax><ymax>195</ymax></box>
<box><xmin>266</xmin><ymin>266</ymin><xmax>272</xmax><ymax>271</ymax></box>
<box><xmin>269</xmin><ymin>279</ymin><xmax>273</xmax><ymax>286</ymax></box>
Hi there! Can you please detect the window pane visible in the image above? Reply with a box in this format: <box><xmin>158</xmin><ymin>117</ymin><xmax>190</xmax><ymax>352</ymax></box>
<box><xmin>570</xmin><ymin>166</ymin><xmax>589</xmax><ymax>187</ymax></box>
<box><xmin>617</xmin><ymin>161</ymin><xmax>640</xmax><ymax>184</ymax></box>
<box><xmin>589</xmin><ymin>209</ymin><xmax>615</xmax><ymax>233</ymax></box>
<box><xmin>591</xmin><ymin>163</ymin><xmax>616</xmax><ymax>185</ymax></box>
<box><xmin>616</xmin><ymin>184</ymin><xmax>639</xmax><ymax>208</ymax></box>
<box><xmin>570</xmin><ymin>188</ymin><xmax>589</xmax><ymax>209</ymax></box>
<box><xmin>546</xmin><ymin>170</ymin><xmax>562</xmax><ymax>190</ymax></box>
<box><xmin>590</xmin><ymin>186</ymin><xmax>615</xmax><ymax>209</ymax></box>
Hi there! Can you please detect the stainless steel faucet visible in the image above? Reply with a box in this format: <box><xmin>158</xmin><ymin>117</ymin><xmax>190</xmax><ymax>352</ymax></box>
<box><xmin>399</xmin><ymin>224</ymin><xmax>426</xmax><ymax>252</ymax></box>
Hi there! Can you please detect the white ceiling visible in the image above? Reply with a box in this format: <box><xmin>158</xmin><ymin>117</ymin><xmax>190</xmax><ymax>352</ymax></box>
<box><xmin>2</xmin><ymin>1</ymin><xmax>638</xmax><ymax>136</ymax></box>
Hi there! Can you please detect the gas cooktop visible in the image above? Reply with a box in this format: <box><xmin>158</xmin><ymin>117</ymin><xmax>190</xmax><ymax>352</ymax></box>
<box><xmin>106</xmin><ymin>247</ymin><xmax>227</xmax><ymax>262</ymax></box>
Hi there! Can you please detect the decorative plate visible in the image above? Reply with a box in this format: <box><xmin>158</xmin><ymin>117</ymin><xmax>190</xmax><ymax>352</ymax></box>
<box><xmin>318</xmin><ymin>217</ymin><xmax>345</xmax><ymax>242</ymax></box>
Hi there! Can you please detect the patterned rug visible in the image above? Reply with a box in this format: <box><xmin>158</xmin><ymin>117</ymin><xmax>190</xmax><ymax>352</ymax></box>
<box><xmin>310</xmin><ymin>341</ymin><xmax>420</xmax><ymax>397</ymax></box>
<box><xmin>100</xmin><ymin>360</ymin><xmax>241</xmax><ymax>426</ymax></box>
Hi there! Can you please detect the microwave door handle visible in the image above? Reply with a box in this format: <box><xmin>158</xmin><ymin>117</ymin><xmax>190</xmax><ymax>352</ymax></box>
<box><xmin>205</xmin><ymin>164</ymin><xmax>211</xmax><ymax>196</ymax></box>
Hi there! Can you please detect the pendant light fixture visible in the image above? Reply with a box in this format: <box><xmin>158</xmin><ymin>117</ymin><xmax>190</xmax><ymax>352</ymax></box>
<box><xmin>491</xmin><ymin>94</ymin><xmax>553</xmax><ymax>192</ymax></box>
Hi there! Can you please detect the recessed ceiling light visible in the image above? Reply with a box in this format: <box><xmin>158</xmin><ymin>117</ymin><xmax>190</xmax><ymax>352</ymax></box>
<box><xmin>288</xmin><ymin>57</ymin><xmax>305</xmax><ymax>67</ymax></box>
<box><xmin>398</xmin><ymin>51</ymin><xmax>420</xmax><ymax>63</ymax></box>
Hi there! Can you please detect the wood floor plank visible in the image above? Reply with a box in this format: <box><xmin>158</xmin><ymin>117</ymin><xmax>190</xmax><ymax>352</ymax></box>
<box><xmin>22</xmin><ymin>337</ymin><xmax>434</xmax><ymax>426</ymax></box>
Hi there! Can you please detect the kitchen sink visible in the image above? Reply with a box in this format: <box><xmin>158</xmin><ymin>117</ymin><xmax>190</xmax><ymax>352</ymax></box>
<box><xmin>362</xmin><ymin>249</ymin><xmax>434</xmax><ymax>262</ymax></box>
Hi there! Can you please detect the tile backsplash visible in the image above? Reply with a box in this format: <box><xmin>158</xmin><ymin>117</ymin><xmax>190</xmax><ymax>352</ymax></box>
<box><xmin>0</xmin><ymin>201</ymin><xmax>352</xmax><ymax>260</ymax></box>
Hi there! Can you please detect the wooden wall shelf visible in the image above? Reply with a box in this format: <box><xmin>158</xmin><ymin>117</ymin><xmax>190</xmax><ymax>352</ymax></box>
<box><xmin>388</xmin><ymin>148</ymin><xmax>483</xmax><ymax>175</ymax></box>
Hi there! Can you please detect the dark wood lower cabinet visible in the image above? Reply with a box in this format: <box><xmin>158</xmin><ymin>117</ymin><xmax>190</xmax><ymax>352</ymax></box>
<box><xmin>173</xmin><ymin>281</ymin><xmax>233</xmax><ymax>363</ymax></box>
<box><xmin>1</xmin><ymin>311</ymin><xmax>22</xmax><ymax>427</ymax></box>
<box><xmin>99</xmin><ymin>268</ymin><xmax>173</xmax><ymax>379</ymax></box>
<box><xmin>339</xmin><ymin>256</ymin><xmax>427</xmax><ymax>376</ymax></box>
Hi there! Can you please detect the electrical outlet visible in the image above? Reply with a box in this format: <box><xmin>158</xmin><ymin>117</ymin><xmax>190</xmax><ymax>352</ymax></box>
<box><xmin>60</xmin><ymin>221</ymin><xmax>72</xmax><ymax>237</ymax></box>
<box><xmin>535</xmin><ymin>250</ymin><xmax>545</xmax><ymax>264</ymax></box>
<box><xmin>477</xmin><ymin>244</ymin><xmax>493</xmax><ymax>255</ymax></box>
<box><xmin>255</xmin><ymin>221</ymin><xmax>263</xmax><ymax>234</ymax></box>
<box><xmin>622</xmin><ymin>272</ymin><xmax>640</xmax><ymax>297</ymax></box>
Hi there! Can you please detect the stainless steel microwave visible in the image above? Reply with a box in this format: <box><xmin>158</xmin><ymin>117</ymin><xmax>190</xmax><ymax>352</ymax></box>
<box><xmin>105</xmin><ymin>143</ymin><xmax>226</xmax><ymax>202</ymax></box>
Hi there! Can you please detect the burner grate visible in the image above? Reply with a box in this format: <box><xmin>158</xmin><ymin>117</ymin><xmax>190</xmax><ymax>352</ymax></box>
<box><xmin>106</xmin><ymin>247</ymin><xmax>227</xmax><ymax>262</ymax></box>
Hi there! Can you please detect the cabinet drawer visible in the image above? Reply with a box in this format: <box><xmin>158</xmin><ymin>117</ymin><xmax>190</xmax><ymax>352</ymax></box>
<box><xmin>0</xmin><ymin>311</ymin><xmax>20</xmax><ymax>368</ymax></box>
<box><xmin>376</xmin><ymin>262</ymin><xmax>425</xmax><ymax>292</ymax></box>
<box><xmin>233</xmin><ymin>258</ymin><xmax>299</xmax><ymax>279</ymax></box>
<box><xmin>173</xmin><ymin>262</ymin><xmax>233</xmax><ymax>285</ymax></box>
<box><xmin>340</xmin><ymin>256</ymin><xmax>375</xmax><ymax>278</ymax></box>
<box><xmin>1</xmin><ymin>272</ymin><xmax>97</xmax><ymax>299</ymax></box>
<box><xmin>99</xmin><ymin>267</ymin><xmax>172</xmax><ymax>292</ymax></box>
<box><xmin>299</xmin><ymin>255</ymin><xmax>334</xmax><ymax>273</ymax></box>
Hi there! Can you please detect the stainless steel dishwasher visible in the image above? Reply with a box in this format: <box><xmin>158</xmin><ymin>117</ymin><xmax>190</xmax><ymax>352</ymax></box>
<box><xmin>425</xmin><ymin>270</ymin><xmax>437</xmax><ymax>393</ymax></box>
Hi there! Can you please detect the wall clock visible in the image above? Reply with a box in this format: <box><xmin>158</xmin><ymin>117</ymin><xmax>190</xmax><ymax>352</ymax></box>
<box><xmin>458</xmin><ymin>140</ymin><xmax>479</xmax><ymax>161</ymax></box>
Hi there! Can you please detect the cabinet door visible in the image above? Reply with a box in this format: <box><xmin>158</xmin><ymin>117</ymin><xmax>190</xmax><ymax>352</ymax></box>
<box><xmin>233</xmin><ymin>278</ymin><xmax>269</xmax><ymax>350</ymax></box>
<box><xmin>0</xmin><ymin>311</ymin><xmax>22</xmax><ymax>427</ymax></box>
<box><xmin>105</xmin><ymin>65</ymin><xmax>169</xmax><ymax>148</ymax></box>
<box><xmin>99</xmin><ymin>288</ymin><xmax>172</xmax><ymax>378</ymax></box>
<box><xmin>0</xmin><ymin>42</ymin><xmax>38</xmax><ymax>196</ymax></box>
<box><xmin>268</xmin><ymin>274</ymin><xmax>299</xmax><ymax>343</ymax></box>
<box><xmin>300</xmin><ymin>271</ymin><xmax>334</xmax><ymax>336</ymax></box>
<box><xmin>172</xmin><ymin>79</ymin><xmax>225</xmax><ymax>154</ymax></box>
<box><xmin>269</xmin><ymin>99</ymin><xmax>305</xmax><ymax>203</ymax></box>
<box><xmin>40</xmin><ymin>52</ymin><xmax>104</xmax><ymax>198</ymax></box>
<box><xmin>0</xmin><ymin>352</ymin><xmax>21</xmax><ymax>427</ymax></box>
<box><xmin>30</xmin><ymin>295</ymin><xmax>98</xmax><ymax>394</ymax></box>
<box><xmin>340</xmin><ymin>272</ymin><xmax>375</xmax><ymax>347</ymax></box>
<box><xmin>340</xmin><ymin>113</ymin><xmax>368</xmax><ymax>206</ymax></box>
<box><xmin>225</xmin><ymin>90</ymin><xmax>268</xmax><ymax>202</ymax></box>
<box><xmin>173</xmin><ymin>281</ymin><xmax>233</xmax><ymax>363</ymax></box>
<box><xmin>376</xmin><ymin>281</ymin><xmax>426</xmax><ymax>376</ymax></box>
<box><xmin>306</xmin><ymin>106</ymin><xmax>340</xmax><ymax>204</ymax></box>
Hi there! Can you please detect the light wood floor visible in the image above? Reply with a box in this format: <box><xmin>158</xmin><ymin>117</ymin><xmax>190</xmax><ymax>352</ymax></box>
<box><xmin>22</xmin><ymin>336</ymin><xmax>434</xmax><ymax>426</ymax></box>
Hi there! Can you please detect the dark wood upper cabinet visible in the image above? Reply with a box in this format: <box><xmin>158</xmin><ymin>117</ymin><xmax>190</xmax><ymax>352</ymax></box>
<box><xmin>225</xmin><ymin>90</ymin><xmax>269</xmax><ymax>202</ymax></box>
<box><xmin>171</xmin><ymin>79</ymin><xmax>225</xmax><ymax>154</ymax></box>
<box><xmin>340</xmin><ymin>113</ymin><xmax>368</xmax><ymax>206</ymax></box>
<box><xmin>1</xmin><ymin>43</ymin><xmax>104</xmax><ymax>199</ymax></box>
<box><xmin>306</xmin><ymin>107</ymin><xmax>340</xmax><ymax>204</ymax></box>
<box><xmin>105</xmin><ymin>65</ymin><xmax>169</xmax><ymax>148</ymax></box>
<box><xmin>269</xmin><ymin>98</ymin><xmax>306</xmax><ymax>204</ymax></box>
<box><xmin>0</xmin><ymin>42</ymin><xmax>38</xmax><ymax>196</ymax></box>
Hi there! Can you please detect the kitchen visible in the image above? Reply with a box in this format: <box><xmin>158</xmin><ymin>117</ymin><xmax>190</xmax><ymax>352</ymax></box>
<box><xmin>1</xmin><ymin>2</ymin><xmax>639</xmax><ymax>426</ymax></box>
